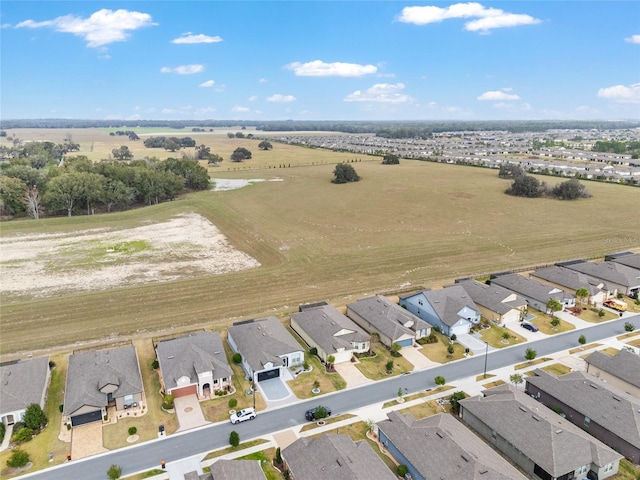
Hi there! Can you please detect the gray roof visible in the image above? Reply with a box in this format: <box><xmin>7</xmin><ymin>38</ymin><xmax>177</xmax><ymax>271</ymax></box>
<box><xmin>282</xmin><ymin>433</ymin><xmax>396</xmax><ymax>480</ymax></box>
<box><xmin>209</xmin><ymin>459</ymin><xmax>266</xmax><ymax>480</ymax></box>
<box><xmin>64</xmin><ymin>346</ymin><xmax>143</xmax><ymax>416</ymax></box>
<box><xmin>608</xmin><ymin>253</ymin><xmax>640</xmax><ymax>270</ymax></box>
<box><xmin>291</xmin><ymin>305</ymin><xmax>370</xmax><ymax>355</ymax></box>
<box><xmin>491</xmin><ymin>273</ymin><xmax>574</xmax><ymax>305</ymax></box>
<box><xmin>584</xmin><ymin>349</ymin><xmax>640</xmax><ymax>388</ymax></box>
<box><xmin>526</xmin><ymin>369</ymin><xmax>640</xmax><ymax>450</ymax></box>
<box><xmin>422</xmin><ymin>285</ymin><xmax>481</xmax><ymax>327</ymax></box>
<box><xmin>460</xmin><ymin>385</ymin><xmax>622</xmax><ymax>477</ymax></box>
<box><xmin>346</xmin><ymin>295</ymin><xmax>431</xmax><ymax>341</ymax></box>
<box><xmin>157</xmin><ymin>332</ymin><xmax>232</xmax><ymax>390</ymax></box>
<box><xmin>227</xmin><ymin>317</ymin><xmax>303</xmax><ymax>372</ymax></box>
<box><xmin>377</xmin><ymin>411</ymin><xmax>528</xmax><ymax>480</ymax></box>
<box><xmin>0</xmin><ymin>357</ymin><xmax>49</xmax><ymax>415</ymax></box>
<box><xmin>561</xmin><ymin>261</ymin><xmax>640</xmax><ymax>289</ymax></box>
<box><xmin>454</xmin><ymin>280</ymin><xmax>527</xmax><ymax>316</ymax></box>
<box><xmin>530</xmin><ymin>266</ymin><xmax>605</xmax><ymax>296</ymax></box>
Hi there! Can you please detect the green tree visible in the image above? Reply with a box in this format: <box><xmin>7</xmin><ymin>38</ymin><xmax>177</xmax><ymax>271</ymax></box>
<box><xmin>551</xmin><ymin>178</ymin><xmax>590</xmax><ymax>200</ymax></box>
<box><xmin>578</xmin><ymin>334</ymin><xmax>586</xmax><ymax>346</ymax></box>
<box><xmin>107</xmin><ymin>464</ymin><xmax>123</xmax><ymax>480</ymax></box>
<box><xmin>525</xmin><ymin>348</ymin><xmax>537</xmax><ymax>363</ymax></box>
<box><xmin>232</xmin><ymin>353</ymin><xmax>242</xmax><ymax>364</ymax></box>
<box><xmin>229</xmin><ymin>430</ymin><xmax>240</xmax><ymax>447</ymax></box>
<box><xmin>326</xmin><ymin>355</ymin><xmax>335</xmax><ymax>368</ymax></box>
<box><xmin>258</xmin><ymin>140</ymin><xmax>273</xmax><ymax>150</ymax></box>
<box><xmin>550</xmin><ymin>317</ymin><xmax>561</xmax><ymax>328</ymax></box>
<box><xmin>385</xmin><ymin>360</ymin><xmax>394</xmax><ymax>372</ymax></box>
<box><xmin>546</xmin><ymin>299</ymin><xmax>563</xmax><ymax>317</ymax></box>
<box><xmin>397</xmin><ymin>465</ymin><xmax>408</xmax><ymax>477</ymax></box>
<box><xmin>235</xmin><ymin>132</ymin><xmax>245</xmax><ymax>138</ymax></box>
<box><xmin>575</xmin><ymin>288</ymin><xmax>589</xmax><ymax>305</ymax></box>
<box><xmin>449</xmin><ymin>391</ymin><xmax>466</xmax><ymax>413</ymax></box>
<box><xmin>230</xmin><ymin>147</ymin><xmax>252</xmax><ymax>162</ymax></box>
<box><xmin>447</xmin><ymin>344</ymin><xmax>455</xmax><ymax>355</ymax></box>
<box><xmin>43</xmin><ymin>171</ymin><xmax>86</xmax><ymax>217</ymax></box>
<box><xmin>381</xmin><ymin>153</ymin><xmax>399</xmax><ymax>165</ymax></box>
<box><xmin>163</xmin><ymin>138</ymin><xmax>181</xmax><ymax>152</ymax></box>
<box><xmin>0</xmin><ymin>175</ymin><xmax>27</xmax><ymax>216</ymax></box>
<box><xmin>101</xmin><ymin>178</ymin><xmax>133</xmax><ymax>212</ymax></box>
<box><xmin>332</xmin><ymin>163</ymin><xmax>360</xmax><ymax>184</ymax></box>
<box><xmin>505</xmin><ymin>174</ymin><xmax>544</xmax><ymax>198</ymax></box>
<box><xmin>390</xmin><ymin>343</ymin><xmax>402</xmax><ymax>356</ymax></box>
<box><xmin>624</xmin><ymin>322</ymin><xmax>635</xmax><ymax>332</ymax></box>
<box><xmin>23</xmin><ymin>404</ymin><xmax>47</xmax><ymax>430</ymax></box>
<box><xmin>434</xmin><ymin>376</ymin><xmax>446</xmax><ymax>386</ymax></box>
<box><xmin>112</xmin><ymin>146</ymin><xmax>133</xmax><ymax>161</ymax></box>
<box><xmin>510</xmin><ymin>373</ymin><xmax>523</xmax><ymax>388</ymax></box>
<box><xmin>314</xmin><ymin>406</ymin><xmax>328</xmax><ymax>419</ymax></box>
<box><xmin>502</xmin><ymin>331</ymin><xmax>511</xmax><ymax>341</ymax></box>
<box><xmin>195</xmin><ymin>144</ymin><xmax>211</xmax><ymax>160</ymax></box>
<box><xmin>207</xmin><ymin>153</ymin><xmax>224</xmax><ymax>165</ymax></box>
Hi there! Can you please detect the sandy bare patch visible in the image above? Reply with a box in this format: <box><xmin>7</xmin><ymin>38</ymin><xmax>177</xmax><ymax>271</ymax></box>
<box><xmin>211</xmin><ymin>178</ymin><xmax>283</xmax><ymax>191</ymax></box>
<box><xmin>0</xmin><ymin>213</ymin><xmax>260</xmax><ymax>298</ymax></box>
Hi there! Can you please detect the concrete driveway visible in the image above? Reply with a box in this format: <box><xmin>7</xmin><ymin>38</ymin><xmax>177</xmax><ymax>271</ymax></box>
<box><xmin>333</xmin><ymin>361</ymin><xmax>371</xmax><ymax>387</ymax></box>
<box><xmin>71</xmin><ymin>422</ymin><xmax>107</xmax><ymax>460</ymax></box>
<box><xmin>174</xmin><ymin>395</ymin><xmax>209</xmax><ymax>432</ymax></box>
<box><xmin>401</xmin><ymin>345</ymin><xmax>439</xmax><ymax>370</ymax></box>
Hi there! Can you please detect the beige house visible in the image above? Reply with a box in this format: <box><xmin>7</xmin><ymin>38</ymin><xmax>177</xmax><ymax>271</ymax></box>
<box><xmin>584</xmin><ymin>350</ymin><xmax>640</xmax><ymax>398</ymax></box>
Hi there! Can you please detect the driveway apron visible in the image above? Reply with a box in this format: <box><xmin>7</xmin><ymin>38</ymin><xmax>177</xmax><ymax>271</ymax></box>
<box><xmin>174</xmin><ymin>395</ymin><xmax>209</xmax><ymax>432</ymax></box>
<box><xmin>71</xmin><ymin>422</ymin><xmax>107</xmax><ymax>460</ymax></box>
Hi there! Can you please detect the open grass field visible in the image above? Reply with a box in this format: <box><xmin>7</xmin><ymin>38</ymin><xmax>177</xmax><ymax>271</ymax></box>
<box><xmin>1</xmin><ymin>128</ymin><xmax>640</xmax><ymax>357</ymax></box>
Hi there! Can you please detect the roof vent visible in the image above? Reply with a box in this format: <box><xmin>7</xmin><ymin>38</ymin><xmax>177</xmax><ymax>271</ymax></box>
<box><xmin>612</xmin><ymin>395</ymin><xmax>621</xmax><ymax>401</ymax></box>
<box><xmin>168</xmin><ymin>356</ymin><xmax>174</xmax><ymax>359</ymax></box>
<box><xmin>436</xmin><ymin>431</ymin><xmax>444</xmax><ymax>439</ymax></box>
<box><xmin>519</xmin><ymin>406</ymin><xmax>527</xmax><ymax>413</ymax></box>
<box><xmin>461</xmin><ymin>454</ymin><xmax>469</xmax><ymax>462</ymax></box>
<box><xmin>590</xmin><ymin>384</ymin><xmax>598</xmax><ymax>389</ymax></box>
<box><xmin>214</xmin><ymin>351</ymin><xmax>220</xmax><ymax>355</ymax></box>
<box><xmin>555</xmin><ymin>429</ymin><xmax>563</xmax><ymax>434</ymax></box>
<box><xmin>479</xmin><ymin>469</ymin><xmax>489</xmax><ymax>474</ymax></box>
<box><xmin>532</xmin><ymin>415</ymin><xmax>540</xmax><ymax>421</ymax></box>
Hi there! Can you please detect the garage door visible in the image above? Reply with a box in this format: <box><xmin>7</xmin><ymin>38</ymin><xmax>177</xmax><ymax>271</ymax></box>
<box><xmin>257</xmin><ymin>369</ymin><xmax>280</xmax><ymax>382</ymax></box>
<box><xmin>71</xmin><ymin>410</ymin><xmax>102</xmax><ymax>427</ymax></box>
<box><xmin>450</xmin><ymin>323</ymin><xmax>470</xmax><ymax>336</ymax></box>
<box><xmin>171</xmin><ymin>385</ymin><xmax>197</xmax><ymax>398</ymax></box>
<box><xmin>396</xmin><ymin>338</ymin><xmax>413</xmax><ymax>348</ymax></box>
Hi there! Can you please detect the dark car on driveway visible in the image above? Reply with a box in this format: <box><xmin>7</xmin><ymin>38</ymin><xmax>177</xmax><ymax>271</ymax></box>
<box><xmin>305</xmin><ymin>405</ymin><xmax>331</xmax><ymax>421</ymax></box>
<box><xmin>521</xmin><ymin>322</ymin><xmax>539</xmax><ymax>332</ymax></box>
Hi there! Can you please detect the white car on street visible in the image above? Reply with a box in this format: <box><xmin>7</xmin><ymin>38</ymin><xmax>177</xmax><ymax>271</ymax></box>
<box><xmin>230</xmin><ymin>407</ymin><xmax>257</xmax><ymax>424</ymax></box>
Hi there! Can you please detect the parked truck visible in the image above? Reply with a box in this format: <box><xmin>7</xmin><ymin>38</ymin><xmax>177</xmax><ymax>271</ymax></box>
<box><xmin>603</xmin><ymin>299</ymin><xmax>628</xmax><ymax>311</ymax></box>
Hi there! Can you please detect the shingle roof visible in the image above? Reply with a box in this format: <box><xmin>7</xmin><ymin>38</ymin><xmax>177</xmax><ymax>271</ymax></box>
<box><xmin>530</xmin><ymin>266</ymin><xmax>605</xmax><ymax>296</ymax></box>
<box><xmin>584</xmin><ymin>350</ymin><xmax>640</xmax><ymax>388</ymax></box>
<box><xmin>454</xmin><ymin>280</ymin><xmax>526</xmax><ymax>316</ymax></box>
<box><xmin>526</xmin><ymin>369</ymin><xmax>640</xmax><ymax>450</ymax></box>
<box><xmin>0</xmin><ymin>357</ymin><xmax>49</xmax><ymax>415</ymax></box>
<box><xmin>64</xmin><ymin>346</ymin><xmax>143</xmax><ymax>416</ymax></box>
<box><xmin>561</xmin><ymin>261</ymin><xmax>640</xmax><ymax>289</ymax></box>
<box><xmin>156</xmin><ymin>332</ymin><xmax>232</xmax><ymax>391</ymax></box>
<box><xmin>377</xmin><ymin>411</ymin><xmax>528</xmax><ymax>480</ymax></box>
<box><xmin>422</xmin><ymin>285</ymin><xmax>481</xmax><ymax>327</ymax></box>
<box><xmin>460</xmin><ymin>385</ymin><xmax>622</xmax><ymax>477</ymax></box>
<box><xmin>227</xmin><ymin>317</ymin><xmax>303</xmax><ymax>372</ymax></box>
<box><xmin>608</xmin><ymin>253</ymin><xmax>640</xmax><ymax>270</ymax></box>
<box><xmin>291</xmin><ymin>305</ymin><xmax>370</xmax><ymax>355</ymax></box>
<box><xmin>346</xmin><ymin>295</ymin><xmax>431</xmax><ymax>341</ymax></box>
<box><xmin>209</xmin><ymin>459</ymin><xmax>266</xmax><ymax>479</ymax></box>
<box><xmin>282</xmin><ymin>433</ymin><xmax>397</xmax><ymax>480</ymax></box>
<box><xmin>491</xmin><ymin>273</ymin><xmax>574</xmax><ymax>305</ymax></box>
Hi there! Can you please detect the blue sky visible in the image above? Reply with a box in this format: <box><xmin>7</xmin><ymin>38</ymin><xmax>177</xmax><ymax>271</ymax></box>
<box><xmin>1</xmin><ymin>1</ymin><xmax>639</xmax><ymax>121</ymax></box>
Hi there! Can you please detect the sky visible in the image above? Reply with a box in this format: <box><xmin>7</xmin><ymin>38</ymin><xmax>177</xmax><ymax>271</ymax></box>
<box><xmin>1</xmin><ymin>1</ymin><xmax>639</xmax><ymax>121</ymax></box>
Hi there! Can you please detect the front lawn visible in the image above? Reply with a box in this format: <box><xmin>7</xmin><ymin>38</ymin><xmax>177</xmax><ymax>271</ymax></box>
<box><xmin>541</xmin><ymin>363</ymin><xmax>572</xmax><ymax>376</ymax></box>
<box><xmin>482</xmin><ymin>380</ymin><xmax>506</xmax><ymax>389</ymax></box>
<box><xmin>578</xmin><ymin>307</ymin><xmax>618</xmax><ymax>323</ymax></box>
<box><xmin>400</xmin><ymin>399</ymin><xmax>451</xmax><ymax>419</ymax></box>
<box><xmin>355</xmin><ymin>342</ymin><xmax>412</xmax><ymax>380</ymax></box>
<box><xmin>528</xmin><ymin>313</ymin><xmax>575</xmax><ymax>335</ymax></box>
<box><xmin>287</xmin><ymin>352</ymin><xmax>346</xmax><ymax>399</ymax></box>
<box><xmin>479</xmin><ymin>325</ymin><xmax>526</xmax><ymax>348</ymax></box>
<box><xmin>300</xmin><ymin>413</ymin><xmax>357</xmax><ymax>432</ymax></box>
<box><xmin>420</xmin><ymin>332</ymin><xmax>468</xmax><ymax>362</ymax></box>
<box><xmin>238</xmin><ymin>448</ymin><xmax>281</xmax><ymax>480</ymax></box>
<box><xmin>599</xmin><ymin>347</ymin><xmax>619</xmax><ymax>356</ymax></box>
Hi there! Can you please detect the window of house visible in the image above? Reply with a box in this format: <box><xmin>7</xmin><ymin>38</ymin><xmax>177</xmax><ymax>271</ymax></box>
<box><xmin>491</xmin><ymin>430</ymin><xmax>497</xmax><ymax>439</ymax></box>
<box><xmin>213</xmin><ymin>379</ymin><xmax>218</xmax><ymax>384</ymax></box>
<box><xmin>577</xmin><ymin>465</ymin><xmax>588</xmax><ymax>475</ymax></box>
<box><xmin>124</xmin><ymin>394</ymin><xmax>134</xmax><ymax>406</ymax></box>
<box><xmin>418</xmin><ymin>300</ymin><xmax>423</xmax><ymax>305</ymax></box>
<box><xmin>584</xmin><ymin>416</ymin><xmax>590</xmax><ymax>427</ymax></box>
<box><xmin>604</xmin><ymin>463</ymin><xmax>614</xmax><ymax>472</ymax></box>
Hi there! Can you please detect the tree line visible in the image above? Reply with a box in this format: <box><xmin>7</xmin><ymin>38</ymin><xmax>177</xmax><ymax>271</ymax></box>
<box><xmin>500</xmin><ymin>164</ymin><xmax>591</xmax><ymax>200</ymax></box>
<box><xmin>0</xmin><ymin>144</ymin><xmax>210</xmax><ymax>219</ymax></box>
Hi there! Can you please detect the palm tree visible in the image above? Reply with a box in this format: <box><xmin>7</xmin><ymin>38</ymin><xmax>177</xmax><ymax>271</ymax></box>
<box><xmin>575</xmin><ymin>288</ymin><xmax>589</xmax><ymax>306</ymax></box>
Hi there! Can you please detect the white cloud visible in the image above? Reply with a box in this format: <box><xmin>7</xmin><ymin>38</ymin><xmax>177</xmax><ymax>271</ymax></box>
<box><xmin>258</xmin><ymin>78</ymin><xmax>267</xmax><ymax>83</ymax></box>
<box><xmin>625</xmin><ymin>34</ymin><xmax>640</xmax><ymax>44</ymax></box>
<box><xmin>171</xmin><ymin>33</ymin><xmax>222</xmax><ymax>44</ymax></box>
<box><xmin>286</xmin><ymin>60</ymin><xmax>377</xmax><ymax>77</ymax></box>
<box><xmin>344</xmin><ymin>83</ymin><xmax>413</xmax><ymax>103</ymax></box>
<box><xmin>232</xmin><ymin>106</ymin><xmax>250</xmax><ymax>112</ymax></box>
<box><xmin>248</xmin><ymin>95</ymin><xmax>258</xmax><ymax>101</ymax></box>
<box><xmin>397</xmin><ymin>3</ymin><xmax>540</xmax><ymax>33</ymax></box>
<box><xmin>477</xmin><ymin>90</ymin><xmax>520</xmax><ymax>101</ymax></box>
<box><xmin>597</xmin><ymin>83</ymin><xmax>640</xmax><ymax>104</ymax></box>
<box><xmin>160</xmin><ymin>64</ymin><xmax>204</xmax><ymax>74</ymax></box>
<box><xmin>267</xmin><ymin>94</ymin><xmax>296</xmax><ymax>102</ymax></box>
<box><xmin>15</xmin><ymin>9</ymin><xmax>156</xmax><ymax>47</ymax></box>
<box><xmin>199</xmin><ymin>80</ymin><xmax>215</xmax><ymax>87</ymax></box>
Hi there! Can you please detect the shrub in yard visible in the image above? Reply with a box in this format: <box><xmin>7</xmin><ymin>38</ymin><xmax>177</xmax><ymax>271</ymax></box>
<box><xmin>598</xmin><ymin>309</ymin><xmax>605</xmax><ymax>318</ymax></box>
<box><xmin>151</xmin><ymin>360</ymin><xmax>159</xmax><ymax>369</ymax></box>
<box><xmin>397</xmin><ymin>465</ymin><xmax>408</xmax><ymax>477</ymax></box>
<box><xmin>6</xmin><ymin>449</ymin><xmax>30</xmax><ymax>468</ymax></box>
<box><xmin>228</xmin><ymin>398</ymin><xmax>238</xmax><ymax>409</ymax></box>
<box><xmin>23</xmin><ymin>403</ymin><xmax>47</xmax><ymax>430</ymax></box>
<box><xmin>59</xmin><ymin>404</ymin><xmax>64</xmax><ymax>413</ymax></box>
<box><xmin>385</xmin><ymin>360</ymin><xmax>394</xmax><ymax>372</ymax></box>
<box><xmin>128</xmin><ymin>427</ymin><xmax>137</xmax><ymax>436</ymax></box>
<box><xmin>449</xmin><ymin>391</ymin><xmax>467</xmax><ymax>414</ymax></box>
<box><xmin>232</xmin><ymin>353</ymin><xmax>242</xmax><ymax>364</ymax></box>
<box><xmin>0</xmin><ymin>423</ymin><xmax>5</xmax><ymax>443</ymax></box>
<box><xmin>162</xmin><ymin>394</ymin><xmax>174</xmax><ymax>410</ymax></box>
<box><xmin>447</xmin><ymin>344</ymin><xmax>455</xmax><ymax>355</ymax></box>
<box><xmin>309</xmin><ymin>347</ymin><xmax>317</xmax><ymax>356</ymax></box>
<box><xmin>450</xmin><ymin>334</ymin><xmax>457</xmax><ymax>342</ymax></box>
<box><xmin>12</xmin><ymin>427</ymin><xmax>34</xmax><ymax>443</ymax></box>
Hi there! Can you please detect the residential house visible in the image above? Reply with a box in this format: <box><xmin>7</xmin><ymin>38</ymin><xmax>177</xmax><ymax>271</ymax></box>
<box><xmin>290</xmin><ymin>304</ymin><xmax>370</xmax><ymax>364</ymax></box>
<box><xmin>399</xmin><ymin>286</ymin><xmax>481</xmax><ymax>337</ymax></box>
<box><xmin>558</xmin><ymin>260</ymin><xmax>640</xmax><ymax>297</ymax></box>
<box><xmin>184</xmin><ymin>459</ymin><xmax>266</xmax><ymax>480</ymax></box>
<box><xmin>490</xmin><ymin>273</ymin><xmax>575</xmax><ymax>313</ymax></box>
<box><xmin>606</xmin><ymin>252</ymin><xmax>640</xmax><ymax>271</ymax></box>
<box><xmin>584</xmin><ymin>349</ymin><xmax>640</xmax><ymax>398</ymax></box>
<box><xmin>63</xmin><ymin>346</ymin><xmax>144</xmax><ymax>427</ymax></box>
<box><xmin>0</xmin><ymin>356</ymin><xmax>50</xmax><ymax>426</ymax></box>
<box><xmin>529</xmin><ymin>265</ymin><xmax>610</xmax><ymax>305</ymax></box>
<box><xmin>525</xmin><ymin>369</ymin><xmax>640</xmax><ymax>464</ymax></box>
<box><xmin>282</xmin><ymin>433</ymin><xmax>397</xmax><ymax>480</ymax></box>
<box><xmin>377</xmin><ymin>411</ymin><xmax>528</xmax><ymax>480</ymax></box>
<box><xmin>227</xmin><ymin>317</ymin><xmax>304</xmax><ymax>384</ymax></box>
<box><xmin>454</xmin><ymin>279</ymin><xmax>527</xmax><ymax>324</ymax></box>
<box><xmin>346</xmin><ymin>295</ymin><xmax>431</xmax><ymax>348</ymax></box>
<box><xmin>459</xmin><ymin>385</ymin><xmax>623</xmax><ymax>480</ymax></box>
<box><xmin>156</xmin><ymin>332</ymin><xmax>233</xmax><ymax>399</ymax></box>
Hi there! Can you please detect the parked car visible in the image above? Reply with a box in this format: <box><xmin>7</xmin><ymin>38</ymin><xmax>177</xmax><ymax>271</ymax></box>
<box><xmin>230</xmin><ymin>407</ymin><xmax>256</xmax><ymax>424</ymax></box>
<box><xmin>305</xmin><ymin>405</ymin><xmax>332</xmax><ymax>421</ymax></box>
<box><xmin>521</xmin><ymin>322</ymin><xmax>539</xmax><ymax>332</ymax></box>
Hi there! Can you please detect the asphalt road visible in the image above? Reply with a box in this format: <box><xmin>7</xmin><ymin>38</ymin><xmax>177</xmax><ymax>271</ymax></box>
<box><xmin>21</xmin><ymin>314</ymin><xmax>639</xmax><ymax>480</ymax></box>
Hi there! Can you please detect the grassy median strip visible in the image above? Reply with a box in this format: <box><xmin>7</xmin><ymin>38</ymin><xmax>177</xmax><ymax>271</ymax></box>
<box><xmin>202</xmin><ymin>438</ymin><xmax>269</xmax><ymax>461</ymax></box>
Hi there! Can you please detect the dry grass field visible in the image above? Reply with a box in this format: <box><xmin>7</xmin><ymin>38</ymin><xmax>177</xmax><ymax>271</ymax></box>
<box><xmin>1</xmin><ymin>128</ymin><xmax>640</xmax><ymax>357</ymax></box>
